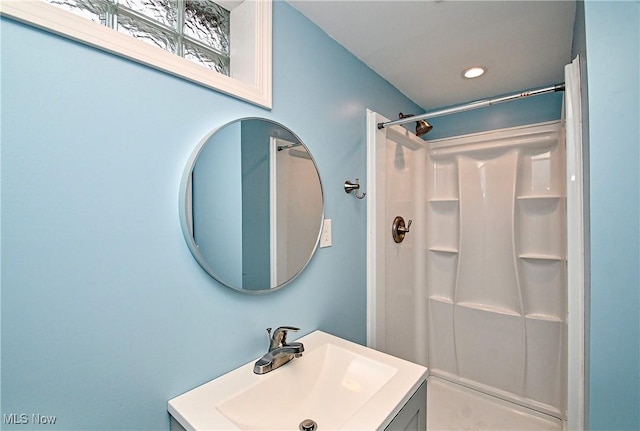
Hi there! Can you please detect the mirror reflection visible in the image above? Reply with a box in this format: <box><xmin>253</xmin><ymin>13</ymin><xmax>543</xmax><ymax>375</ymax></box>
<box><xmin>180</xmin><ymin>118</ymin><xmax>324</xmax><ymax>293</ymax></box>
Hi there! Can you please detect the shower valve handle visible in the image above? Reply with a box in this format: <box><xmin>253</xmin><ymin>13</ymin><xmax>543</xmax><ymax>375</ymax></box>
<box><xmin>392</xmin><ymin>216</ymin><xmax>412</xmax><ymax>243</ymax></box>
<box><xmin>398</xmin><ymin>219</ymin><xmax>412</xmax><ymax>233</ymax></box>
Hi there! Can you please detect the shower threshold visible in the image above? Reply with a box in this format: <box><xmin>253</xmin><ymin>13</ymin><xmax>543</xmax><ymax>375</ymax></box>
<box><xmin>427</xmin><ymin>376</ymin><xmax>563</xmax><ymax>430</ymax></box>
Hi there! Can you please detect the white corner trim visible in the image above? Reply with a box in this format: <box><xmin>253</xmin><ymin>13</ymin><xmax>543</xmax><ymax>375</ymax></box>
<box><xmin>565</xmin><ymin>55</ymin><xmax>585</xmax><ymax>431</ymax></box>
<box><xmin>366</xmin><ymin>109</ymin><xmax>379</xmax><ymax>348</ymax></box>
<box><xmin>0</xmin><ymin>0</ymin><xmax>272</xmax><ymax>109</ymax></box>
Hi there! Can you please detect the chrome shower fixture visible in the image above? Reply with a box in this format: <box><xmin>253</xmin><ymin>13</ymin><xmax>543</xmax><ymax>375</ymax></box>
<box><xmin>399</xmin><ymin>113</ymin><xmax>433</xmax><ymax>137</ymax></box>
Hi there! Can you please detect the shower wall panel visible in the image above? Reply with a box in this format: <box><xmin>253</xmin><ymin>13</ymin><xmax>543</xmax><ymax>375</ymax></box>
<box><xmin>426</xmin><ymin>122</ymin><xmax>566</xmax><ymax>418</ymax></box>
<box><xmin>378</xmin><ymin>131</ymin><xmax>429</xmax><ymax>367</ymax></box>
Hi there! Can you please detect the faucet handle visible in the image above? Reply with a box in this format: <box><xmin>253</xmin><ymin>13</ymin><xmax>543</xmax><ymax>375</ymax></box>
<box><xmin>276</xmin><ymin>325</ymin><xmax>300</xmax><ymax>333</ymax></box>
<box><xmin>270</xmin><ymin>326</ymin><xmax>300</xmax><ymax>346</ymax></box>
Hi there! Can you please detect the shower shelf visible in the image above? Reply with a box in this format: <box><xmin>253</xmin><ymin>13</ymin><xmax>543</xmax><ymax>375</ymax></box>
<box><xmin>525</xmin><ymin>313</ymin><xmax>563</xmax><ymax>323</ymax></box>
<box><xmin>428</xmin><ymin>198</ymin><xmax>459</xmax><ymax>203</ymax></box>
<box><xmin>456</xmin><ymin>301</ymin><xmax>521</xmax><ymax>317</ymax></box>
<box><xmin>518</xmin><ymin>253</ymin><xmax>563</xmax><ymax>261</ymax></box>
<box><xmin>428</xmin><ymin>247</ymin><xmax>459</xmax><ymax>254</ymax></box>
<box><xmin>516</xmin><ymin>195</ymin><xmax>564</xmax><ymax>204</ymax></box>
<box><xmin>516</xmin><ymin>195</ymin><xmax>562</xmax><ymax>201</ymax></box>
<box><xmin>429</xmin><ymin>295</ymin><xmax>453</xmax><ymax>304</ymax></box>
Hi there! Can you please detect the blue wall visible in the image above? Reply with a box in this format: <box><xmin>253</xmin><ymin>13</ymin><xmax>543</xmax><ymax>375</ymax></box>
<box><xmin>583</xmin><ymin>1</ymin><xmax>640</xmax><ymax>429</ymax></box>
<box><xmin>425</xmin><ymin>92</ymin><xmax>563</xmax><ymax>140</ymax></box>
<box><xmin>193</xmin><ymin>121</ymin><xmax>243</xmax><ymax>287</ymax></box>
<box><xmin>240</xmin><ymin>119</ymin><xmax>272</xmax><ymax>290</ymax></box>
<box><xmin>0</xmin><ymin>3</ymin><xmax>422</xmax><ymax>430</ymax></box>
<box><xmin>239</xmin><ymin>120</ymin><xmax>296</xmax><ymax>290</ymax></box>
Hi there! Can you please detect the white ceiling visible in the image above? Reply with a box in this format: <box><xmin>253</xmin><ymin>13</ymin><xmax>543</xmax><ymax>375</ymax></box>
<box><xmin>287</xmin><ymin>0</ymin><xmax>576</xmax><ymax>110</ymax></box>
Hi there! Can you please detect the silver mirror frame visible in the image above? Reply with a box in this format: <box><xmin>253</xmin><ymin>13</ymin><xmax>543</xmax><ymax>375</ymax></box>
<box><xmin>179</xmin><ymin>117</ymin><xmax>324</xmax><ymax>293</ymax></box>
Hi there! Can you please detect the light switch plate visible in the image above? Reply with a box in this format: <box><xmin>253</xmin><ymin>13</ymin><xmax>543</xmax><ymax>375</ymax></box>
<box><xmin>320</xmin><ymin>219</ymin><xmax>332</xmax><ymax>248</ymax></box>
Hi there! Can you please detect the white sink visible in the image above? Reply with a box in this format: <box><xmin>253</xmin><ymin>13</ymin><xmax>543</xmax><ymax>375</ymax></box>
<box><xmin>168</xmin><ymin>330</ymin><xmax>427</xmax><ymax>430</ymax></box>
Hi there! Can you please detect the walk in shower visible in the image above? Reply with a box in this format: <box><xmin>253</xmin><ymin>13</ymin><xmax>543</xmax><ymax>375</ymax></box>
<box><xmin>366</xmin><ymin>59</ymin><xmax>584</xmax><ymax>429</ymax></box>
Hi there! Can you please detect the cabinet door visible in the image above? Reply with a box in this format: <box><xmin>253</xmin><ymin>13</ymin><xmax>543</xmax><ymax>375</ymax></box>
<box><xmin>385</xmin><ymin>380</ymin><xmax>427</xmax><ymax>431</ymax></box>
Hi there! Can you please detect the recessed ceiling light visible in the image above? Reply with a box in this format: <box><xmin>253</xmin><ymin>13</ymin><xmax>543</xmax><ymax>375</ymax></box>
<box><xmin>462</xmin><ymin>66</ymin><xmax>486</xmax><ymax>79</ymax></box>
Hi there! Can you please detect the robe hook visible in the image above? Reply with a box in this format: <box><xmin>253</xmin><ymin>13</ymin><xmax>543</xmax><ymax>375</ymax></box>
<box><xmin>344</xmin><ymin>179</ymin><xmax>366</xmax><ymax>199</ymax></box>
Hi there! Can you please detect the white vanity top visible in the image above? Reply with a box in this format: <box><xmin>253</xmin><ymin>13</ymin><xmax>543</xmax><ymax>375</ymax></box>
<box><xmin>168</xmin><ymin>330</ymin><xmax>427</xmax><ymax>430</ymax></box>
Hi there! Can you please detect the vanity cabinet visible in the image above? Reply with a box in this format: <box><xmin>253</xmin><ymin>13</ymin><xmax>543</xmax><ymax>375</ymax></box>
<box><xmin>170</xmin><ymin>416</ymin><xmax>186</xmax><ymax>431</ymax></box>
<box><xmin>384</xmin><ymin>380</ymin><xmax>427</xmax><ymax>431</ymax></box>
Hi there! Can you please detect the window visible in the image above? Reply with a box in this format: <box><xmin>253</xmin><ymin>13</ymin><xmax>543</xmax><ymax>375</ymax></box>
<box><xmin>44</xmin><ymin>0</ymin><xmax>231</xmax><ymax>75</ymax></box>
<box><xmin>0</xmin><ymin>0</ymin><xmax>272</xmax><ymax>108</ymax></box>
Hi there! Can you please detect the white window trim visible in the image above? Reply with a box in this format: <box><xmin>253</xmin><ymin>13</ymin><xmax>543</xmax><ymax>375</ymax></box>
<box><xmin>0</xmin><ymin>0</ymin><xmax>272</xmax><ymax>109</ymax></box>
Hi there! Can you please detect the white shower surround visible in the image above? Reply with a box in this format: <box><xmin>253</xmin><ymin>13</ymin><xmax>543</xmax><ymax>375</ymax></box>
<box><xmin>426</xmin><ymin>121</ymin><xmax>567</xmax><ymax>418</ymax></box>
<box><xmin>367</xmin><ymin>59</ymin><xmax>585</xmax><ymax>429</ymax></box>
<box><xmin>366</xmin><ymin>113</ymin><xmax>582</xmax><ymax>428</ymax></box>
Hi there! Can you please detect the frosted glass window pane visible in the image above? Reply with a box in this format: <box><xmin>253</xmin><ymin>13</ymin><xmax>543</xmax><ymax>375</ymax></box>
<box><xmin>118</xmin><ymin>0</ymin><xmax>178</xmax><ymax>28</ymax></box>
<box><xmin>184</xmin><ymin>0</ymin><xmax>230</xmax><ymax>56</ymax></box>
<box><xmin>42</xmin><ymin>0</ymin><xmax>231</xmax><ymax>77</ymax></box>
<box><xmin>44</xmin><ymin>0</ymin><xmax>110</xmax><ymax>25</ymax></box>
<box><xmin>116</xmin><ymin>12</ymin><xmax>177</xmax><ymax>52</ymax></box>
<box><xmin>184</xmin><ymin>41</ymin><xmax>230</xmax><ymax>75</ymax></box>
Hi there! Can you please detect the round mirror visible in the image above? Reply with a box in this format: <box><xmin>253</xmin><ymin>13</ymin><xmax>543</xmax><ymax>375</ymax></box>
<box><xmin>179</xmin><ymin>118</ymin><xmax>324</xmax><ymax>293</ymax></box>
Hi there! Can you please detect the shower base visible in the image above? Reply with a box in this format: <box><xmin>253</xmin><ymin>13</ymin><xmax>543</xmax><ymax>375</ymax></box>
<box><xmin>427</xmin><ymin>376</ymin><xmax>562</xmax><ymax>430</ymax></box>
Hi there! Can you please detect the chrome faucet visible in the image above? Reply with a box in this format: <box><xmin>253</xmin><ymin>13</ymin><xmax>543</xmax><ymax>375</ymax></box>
<box><xmin>253</xmin><ymin>326</ymin><xmax>304</xmax><ymax>374</ymax></box>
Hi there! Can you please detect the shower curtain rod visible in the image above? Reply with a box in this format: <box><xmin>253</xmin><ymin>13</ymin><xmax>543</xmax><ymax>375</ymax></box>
<box><xmin>377</xmin><ymin>83</ymin><xmax>565</xmax><ymax>130</ymax></box>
